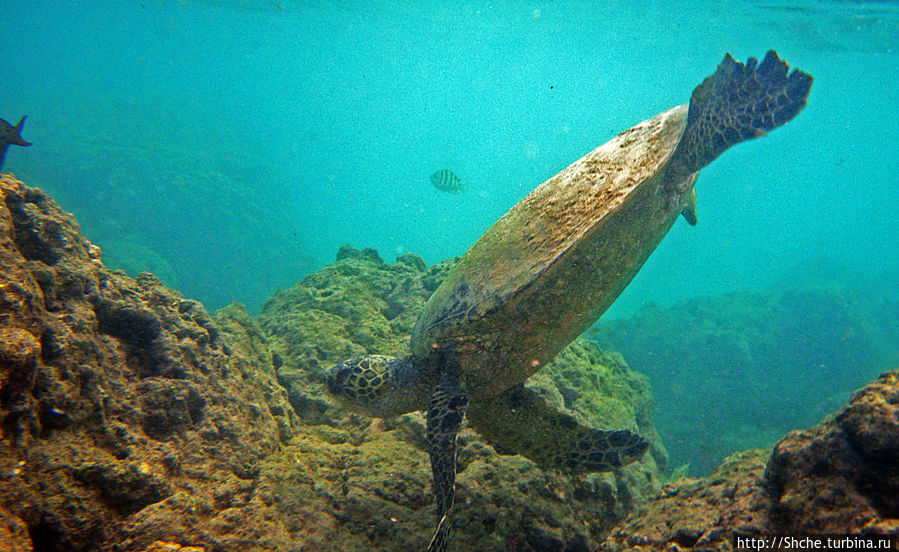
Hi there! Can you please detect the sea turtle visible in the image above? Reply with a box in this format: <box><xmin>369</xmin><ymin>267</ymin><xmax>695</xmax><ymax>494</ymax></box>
<box><xmin>326</xmin><ymin>50</ymin><xmax>812</xmax><ymax>551</ymax></box>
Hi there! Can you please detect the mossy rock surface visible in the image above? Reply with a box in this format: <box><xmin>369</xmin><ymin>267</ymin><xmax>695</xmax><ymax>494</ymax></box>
<box><xmin>0</xmin><ymin>176</ymin><xmax>665</xmax><ymax>551</ymax></box>
<box><xmin>4</xmin><ymin>177</ymin><xmax>893</xmax><ymax>552</ymax></box>
<box><xmin>253</xmin><ymin>244</ymin><xmax>667</xmax><ymax>550</ymax></box>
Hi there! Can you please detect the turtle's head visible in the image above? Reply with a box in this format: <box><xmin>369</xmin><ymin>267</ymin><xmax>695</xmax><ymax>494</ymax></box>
<box><xmin>327</xmin><ymin>355</ymin><xmax>429</xmax><ymax>417</ymax></box>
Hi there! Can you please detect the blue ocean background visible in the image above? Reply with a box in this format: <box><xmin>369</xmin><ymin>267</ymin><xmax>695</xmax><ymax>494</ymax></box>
<box><xmin>3</xmin><ymin>1</ymin><xmax>897</xmax><ymax>472</ymax></box>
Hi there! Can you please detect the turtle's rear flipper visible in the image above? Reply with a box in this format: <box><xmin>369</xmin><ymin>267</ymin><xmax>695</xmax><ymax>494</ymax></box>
<box><xmin>666</xmin><ymin>50</ymin><xmax>813</xmax><ymax>181</ymax></box>
<box><xmin>426</xmin><ymin>372</ymin><xmax>468</xmax><ymax>552</ymax></box>
<box><xmin>467</xmin><ymin>385</ymin><xmax>648</xmax><ymax>473</ymax></box>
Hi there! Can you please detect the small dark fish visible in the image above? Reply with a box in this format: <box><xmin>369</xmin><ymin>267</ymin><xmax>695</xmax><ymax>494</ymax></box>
<box><xmin>0</xmin><ymin>116</ymin><xmax>31</xmax><ymax>171</ymax></box>
<box><xmin>430</xmin><ymin>169</ymin><xmax>466</xmax><ymax>193</ymax></box>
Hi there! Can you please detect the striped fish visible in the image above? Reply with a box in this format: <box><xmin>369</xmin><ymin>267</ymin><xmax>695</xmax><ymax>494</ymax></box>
<box><xmin>430</xmin><ymin>169</ymin><xmax>465</xmax><ymax>193</ymax></box>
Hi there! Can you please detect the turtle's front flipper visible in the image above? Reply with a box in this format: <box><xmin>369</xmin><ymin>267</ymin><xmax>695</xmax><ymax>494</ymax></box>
<box><xmin>666</xmin><ymin>50</ymin><xmax>813</xmax><ymax>182</ymax></box>
<box><xmin>426</xmin><ymin>372</ymin><xmax>468</xmax><ymax>552</ymax></box>
<box><xmin>467</xmin><ymin>385</ymin><xmax>648</xmax><ymax>473</ymax></box>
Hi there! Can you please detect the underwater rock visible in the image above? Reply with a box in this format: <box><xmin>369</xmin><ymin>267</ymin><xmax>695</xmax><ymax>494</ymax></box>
<box><xmin>0</xmin><ymin>175</ymin><xmax>296</xmax><ymax>552</ymax></box>
<box><xmin>604</xmin><ymin>370</ymin><xmax>899</xmax><ymax>551</ymax></box>
<box><xmin>0</xmin><ymin>505</ymin><xmax>31</xmax><ymax>552</ymax></box>
<box><xmin>0</xmin><ymin>175</ymin><xmax>666</xmax><ymax>551</ymax></box>
<box><xmin>764</xmin><ymin>370</ymin><xmax>899</xmax><ymax>533</ymax></box>
<box><xmin>608</xmin><ymin>448</ymin><xmax>771</xmax><ymax>552</ymax></box>
<box><xmin>336</xmin><ymin>244</ymin><xmax>384</xmax><ymax>264</ymax></box>
<box><xmin>257</xmin><ymin>245</ymin><xmax>667</xmax><ymax>549</ymax></box>
<box><xmin>7</xmin><ymin>175</ymin><xmax>894</xmax><ymax>551</ymax></box>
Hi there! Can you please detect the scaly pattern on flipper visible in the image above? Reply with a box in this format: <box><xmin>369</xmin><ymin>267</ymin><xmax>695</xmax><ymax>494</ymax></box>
<box><xmin>467</xmin><ymin>385</ymin><xmax>649</xmax><ymax>473</ymax></box>
<box><xmin>666</xmin><ymin>50</ymin><xmax>812</xmax><ymax>182</ymax></box>
<box><xmin>426</xmin><ymin>372</ymin><xmax>468</xmax><ymax>552</ymax></box>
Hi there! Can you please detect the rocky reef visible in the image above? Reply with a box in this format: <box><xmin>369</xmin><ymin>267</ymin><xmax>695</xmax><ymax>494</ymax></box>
<box><xmin>249</xmin><ymin>243</ymin><xmax>668</xmax><ymax>551</ymax></box>
<box><xmin>1</xmin><ymin>175</ymin><xmax>895</xmax><ymax>551</ymax></box>
<box><xmin>605</xmin><ymin>370</ymin><xmax>899</xmax><ymax>551</ymax></box>
<box><xmin>0</xmin><ymin>175</ymin><xmax>297</xmax><ymax>551</ymax></box>
<box><xmin>0</xmin><ymin>176</ymin><xmax>664</xmax><ymax>551</ymax></box>
<box><xmin>595</xmin><ymin>281</ymin><xmax>899</xmax><ymax>475</ymax></box>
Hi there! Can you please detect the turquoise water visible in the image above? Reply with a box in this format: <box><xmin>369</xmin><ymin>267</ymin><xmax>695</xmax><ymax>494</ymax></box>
<box><xmin>2</xmin><ymin>1</ymin><xmax>897</xmax><ymax>316</ymax></box>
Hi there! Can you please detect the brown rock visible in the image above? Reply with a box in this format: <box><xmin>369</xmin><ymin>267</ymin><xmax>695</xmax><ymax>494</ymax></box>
<box><xmin>605</xmin><ymin>371</ymin><xmax>899</xmax><ymax>551</ymax></box>
<box><xmin>765</xmin><ymin>371</ymin><xmax>899</xmax><ymax>534</ymax></box>
<box><xmin>0</xmin><ymin>505</ymin><xmax>32</xmax><ymax>552</ymax></box>
<box><xmin>0</xmin><ymin>175</ymin><xmax>295</xmax><ymax>552</ymax></box>
<box><xmin>0</xmin><ymin>327</ymin><xmax>40</xmax><ymax>426</ymax></box>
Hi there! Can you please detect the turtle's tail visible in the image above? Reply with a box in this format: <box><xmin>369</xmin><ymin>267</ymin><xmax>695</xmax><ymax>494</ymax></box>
<box><xmin>666</xmin><ymin>50</ymin><xmax>812</xmax><ymax>182</ymax></box>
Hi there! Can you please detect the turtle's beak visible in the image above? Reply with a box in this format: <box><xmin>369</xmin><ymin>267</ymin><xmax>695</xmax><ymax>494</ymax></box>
<box><xmin>622</xmin><ymin>438</ymin><xmax>650</xmax><ymax>465</ymax></box>
<box><xmin>326</xmin><ymin>361</ymin><xmax>351</xmax><ymax>398</ymax></box>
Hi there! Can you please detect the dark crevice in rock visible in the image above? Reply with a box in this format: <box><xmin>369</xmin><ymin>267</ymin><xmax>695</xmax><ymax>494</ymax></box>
<box><xmin>673</xmin><ymin>526</ymin><xmax>702</xmax><ymax>548</ymax></box>
<box><xmin>71</xmin><ymin>462</ymin><xmax>172</xmax><ymax>517</ymax></box>
<box><xmin>28</xmin><ymin>519</ymin><xmax>67</xmax><ymax>552</ymax></box>
<box><xmin>39</xmin><ymin>327</ymin><xmax>62</xmax><ymax>363</ymax></box>
<box><xmin>91</xmin><ymin>296</ymin><xmax>161</xmax><ymax>349</ymax></box>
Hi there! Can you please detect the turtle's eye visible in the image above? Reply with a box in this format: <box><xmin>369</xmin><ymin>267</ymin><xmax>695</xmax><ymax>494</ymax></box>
<box><xmin>327</xmin><ymin>355</ymin><xmax>395</xmax><ymax>405</ymax></box>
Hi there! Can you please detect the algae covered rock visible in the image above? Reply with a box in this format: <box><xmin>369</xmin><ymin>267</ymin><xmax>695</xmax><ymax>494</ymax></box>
<box><xmin>257</xmin><ymin>245</ymin><xmax>455</xmax><ymax>421</ymax></box>
<box><xmin>0</xmin><ymin>175</ymin><xmax>297</xmax><ymax>552</ymax></box>
<box><xmin>0</xmin><ymin>505</ymin><xmax>31</xmax><ymax>552</ymax></box>
<box><xmin>256</xmin><ymin>243</ymin><xmax>668</xmax><ymax>549</ymax></box>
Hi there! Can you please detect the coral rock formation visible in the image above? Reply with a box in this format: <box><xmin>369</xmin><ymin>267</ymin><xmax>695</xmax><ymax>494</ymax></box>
<box><xmin>0</xmin><ymin>177</ymin><xmax>665</xmax><ymax>551</ymax></box>
<box><xmin>3</xmin><ymin>174</ymin><xmax>894</xmax><ymax>552</ymax></box>
<box><xmin>0</xmin><ymin>175</ymin><xmax>296</xmax><ymax>551</ymax></box>
<box><xmin>605</xmin><ymin>370</ymin><xmax>899</xmax><ymax>551</ymax></box>
<box><xmin>257</xmin><ymin>244</ymin><xmax>668</xmax><ymax>550</ymax></box>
